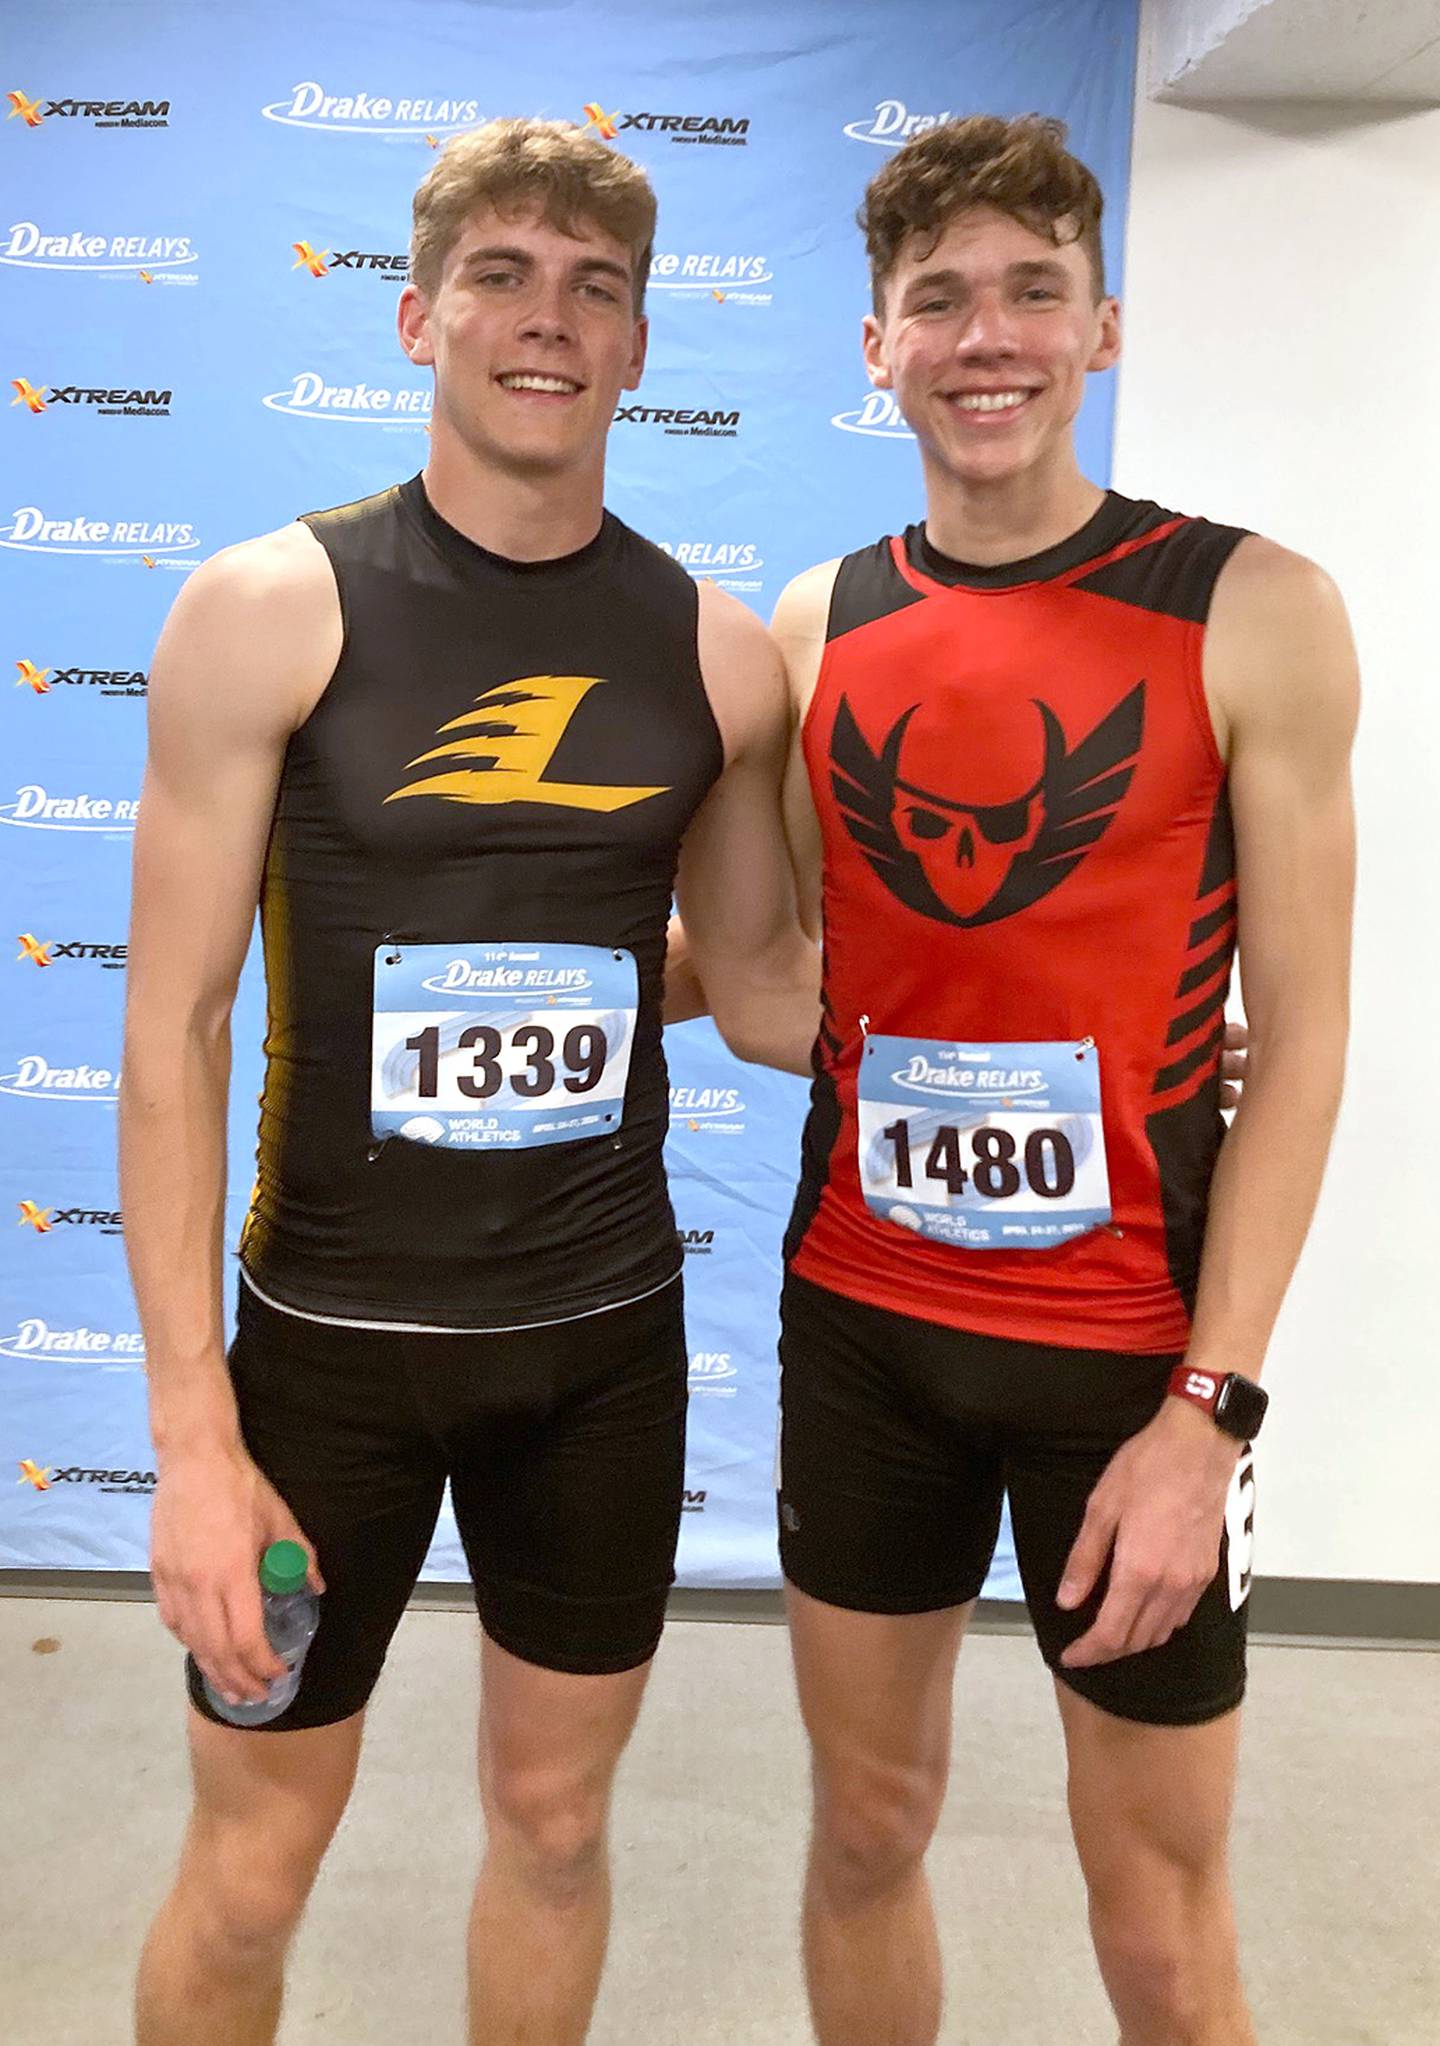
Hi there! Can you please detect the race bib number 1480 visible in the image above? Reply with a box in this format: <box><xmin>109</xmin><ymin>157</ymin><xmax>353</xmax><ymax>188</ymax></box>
<box><xmin>371</xmin><ymin>942</ymin><xmax>636</xmax><ymax>1151</ymax></box>
<box><xmin>857</xmin><ymin>1035</ymin><xmax>1111</xmax><ymax>1250</ymax></box>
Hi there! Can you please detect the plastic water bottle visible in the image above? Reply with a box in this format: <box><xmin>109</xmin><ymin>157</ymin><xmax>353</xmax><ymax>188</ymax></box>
<box><xmin>203</xmin><ymin>1539</ymin><xmax>320</xmax><ymax>1728</ymax></box>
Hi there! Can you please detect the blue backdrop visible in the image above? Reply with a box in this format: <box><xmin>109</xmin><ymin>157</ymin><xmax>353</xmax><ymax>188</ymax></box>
<box><xmin>1</xmin><ymin>0</ymin><xmax>1138</xmax><ymax>1589</ymax></box>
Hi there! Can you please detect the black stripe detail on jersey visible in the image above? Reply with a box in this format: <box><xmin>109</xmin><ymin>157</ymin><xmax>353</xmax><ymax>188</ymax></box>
<box><xmin>1166</xmin><ymin>986</ymin><xmax>1228</xmax><ymax>1050</ymax></box>
<box><xmin>1189</xmin><ymin>899</ymin><xmax>1236</xmax><ymax>950</ymax></box>
<box><xmin>904</xmin><ymin>493</ymin><xmax>1173</xmax><ymax>590</ymax></box>
<box><xmin>1155</xmin><ymin>1019</ymin><xmax>1226</xmax><ymax>1094</ymax></box>
<box><xmin>1146</xmin><ymin>1082</ymin><xmax>1227</xmax><ymax>1318</ymax></box>
<box><xmin>1071</xmin><ymin>517</ymin><xmax>1250</xmax><ymax>625</ymax></box>
<box><xmin>783</xmin><ymin>1066</ymin><xmax>843</xmax><ymax>1267</ymax></box>
<box><xmin>826</xmin><ymin>538</ymin><xmax>926</xmax><ymax>643</ymax></box>
<box><xmin>1176</xmin><ymin>936</ymin><xmax>1234</xmax><ymax>999</ymax></box>
<box><xmin>1198</xmin><ymin>787</ymin><xmax>1237</xmax><ymax>895</ymax></box>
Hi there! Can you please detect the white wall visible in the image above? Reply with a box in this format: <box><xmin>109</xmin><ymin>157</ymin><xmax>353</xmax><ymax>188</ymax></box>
<box><xmin>1113</xmin><ymin>77</ymin><xmax>1440</xmax><ymax>1582</ymax></box>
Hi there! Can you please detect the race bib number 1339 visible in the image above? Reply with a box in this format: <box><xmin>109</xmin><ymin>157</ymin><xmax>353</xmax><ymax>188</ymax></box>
<box><xmin>371</xmin><ymin>942</ymin><xmax>636</xmax><ymax>1151</ymax></box>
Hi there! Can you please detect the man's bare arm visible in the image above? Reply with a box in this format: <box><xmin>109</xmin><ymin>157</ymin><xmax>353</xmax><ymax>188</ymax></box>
<box><xmin>671</xmin><ymin>582</ymin><xmax>822</xmax><ymax>1073</ymax></box>
<box><xmin>772</xmin><ymin>561</ymin><xmax>839</xmax><ymax>943</ymax></box>
<box><xmin>1061</xmin><ymin>540</ymin><xmax>1358</xmax><ymax>1667</ymax></box>
<box><xmin>1184</xmin><ymin>541</ymin><xmax>1357</xmax><ymax>1371</ymax></box>
<box><xmin>121</xmin><ymin>523</ymin><xmax>339</xmax><ymax>1701</ymax></box>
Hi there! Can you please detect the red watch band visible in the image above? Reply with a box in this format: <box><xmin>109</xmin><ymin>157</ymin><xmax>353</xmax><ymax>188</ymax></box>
<box><xmin>1167</xmin><ymin>1364</ymin><xmax>1223</xmax><ymax>1416</ymax></box>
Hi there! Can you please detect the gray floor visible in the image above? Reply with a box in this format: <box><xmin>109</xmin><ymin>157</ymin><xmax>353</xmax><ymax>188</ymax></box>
<box><xmin>2</xmin><ymin>1598</ymin><xmax>1435</xmax><ymax>2044</ymax></box>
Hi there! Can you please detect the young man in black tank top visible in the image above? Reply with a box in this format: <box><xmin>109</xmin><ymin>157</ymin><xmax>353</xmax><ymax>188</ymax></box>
<box><xmin>121</xmin><ymin>121</ymin><xmax>819</xmax><ymax>2046</ymax></box>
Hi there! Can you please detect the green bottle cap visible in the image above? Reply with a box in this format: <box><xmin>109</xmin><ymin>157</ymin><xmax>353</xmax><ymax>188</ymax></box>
<box><xmin>259</xmin><ymin>1539</ymin><xmax>309</xmax><ymax>1596</ymax></box>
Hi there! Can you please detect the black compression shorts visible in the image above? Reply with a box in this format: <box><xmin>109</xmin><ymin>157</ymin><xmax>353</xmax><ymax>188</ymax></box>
<box><xmin>777</xmin><ymin>1272</ymin><xmax>1254</xmax><ymax>1727</ymax></box>
<box><xmin>187</xmin><ymin>1274</ymin><xmax>688</xmax><ymax>1731</ymax></box>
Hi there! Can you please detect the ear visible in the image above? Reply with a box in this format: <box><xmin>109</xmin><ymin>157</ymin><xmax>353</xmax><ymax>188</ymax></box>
<box><xmin>398</xmin><ymin>284</ymin><xmax>435</xmax><ymax>368</ymax></box>
<box><xmin>862</xmin><ymin>311</ymin><xmax>892</xmax><ymax>390</ymax></box>
<box><xmin>1087</xmin><ymin>295</ymin><xmax>1121</xmax><ymax>375</ymax></box>
<box><xmin>622</xmin><ymin>312</ymin><xmax>649</xmax><ymax>394</ymax></box>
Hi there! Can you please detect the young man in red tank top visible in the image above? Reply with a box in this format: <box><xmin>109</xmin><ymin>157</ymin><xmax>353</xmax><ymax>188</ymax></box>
<box><xmin>757</xmin><ymin>117</ymin><xmax>1355</xmax><ymax>2045</ymax></box>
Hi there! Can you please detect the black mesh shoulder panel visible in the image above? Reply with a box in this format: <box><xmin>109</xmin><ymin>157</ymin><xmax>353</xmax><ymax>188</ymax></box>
<box><xmin>1071</xmin><ymin>516</ymin><xmax>1251</xmax><ymax>625</ymax></box>
<box><xmin>826</xmin><ymin>539</ymin><xmax>925</xmax><ymax>643</ymax></box>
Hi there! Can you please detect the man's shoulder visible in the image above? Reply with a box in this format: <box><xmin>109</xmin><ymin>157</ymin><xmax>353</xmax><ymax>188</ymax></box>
<box><xmin>771</xmin><ymin>556</ymin><xmax>846</xmax><ymax>640</ymax></box>
<box><xmin>186</xmin><ymin>520</ymin><xmax>333</xmax><ymax>612</ymax></box>
<box><xmin>1207</xmin><ymin>533</ymin><xmax>1355</xmax><ymax>740</ymax></box>
<box><xmin>1211</xmin><ymin>532</ymin><xmax>1346</xmax><ymax>650</ymax></box>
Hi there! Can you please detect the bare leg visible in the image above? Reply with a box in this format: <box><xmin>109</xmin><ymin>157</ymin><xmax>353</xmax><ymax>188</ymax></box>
<box><xmin>1057</xmin><ymin>1682</ymin><xmax>1256</xmax><ymax>2046</ymax></box>
<box><xmin>136</xmin><ymin>1705</ymin><xmax>364</xmax><ymax>2045</ymax></box>
<box><xmin>467</xmin><ymin>1633</ymin><xmax>653</xmax><ymax>2046</ymax></box>
<box><xmin>787</xmin><ymin>1585</ymin><xmax>972</xmax><ymax>2046</ymax></box>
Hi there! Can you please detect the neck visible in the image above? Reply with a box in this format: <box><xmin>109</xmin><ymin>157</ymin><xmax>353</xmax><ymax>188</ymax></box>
<box><xmin>920</xmin><ymin>443</ymin><xmax>1104</xmax><ymax>567</ymax></box>
<box><xmin>422</xmin><ymin>426</ymin><xmax>605</xmax><ymax>563</ymax></box>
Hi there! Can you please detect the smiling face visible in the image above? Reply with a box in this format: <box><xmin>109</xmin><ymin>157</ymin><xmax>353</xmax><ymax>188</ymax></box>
<box><xmin>863</xmin><ymin>205</ymin><xmax>1119</xmax><ymax>491</ymax></box>
<box><xmin>399</xmin><ymin>201</ymin><xmax>647</xmax><ymax>481</ymax></box>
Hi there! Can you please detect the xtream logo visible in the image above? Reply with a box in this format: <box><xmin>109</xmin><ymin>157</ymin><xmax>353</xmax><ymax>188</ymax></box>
<box><xmin>614</xmin><ymin>405</ymin><xmax>740</xmax><ymax>439</ymax></box>
<box><xmin>263</xmin><ymin>370</ymin><xmax>431</xmax><ymax>427</ymax></box>
<box><xmin>843</xmin><ymin>99</ymin><xmax>959</xmax><ymax>147</ymax></box>
<box><xmin>0</xmin><ymin>1320</ymin><xmax>143</xmax><ymax>1365</ymax></box>
<box><xmin>669</xmin><ymin>1085</ymin><xmax>745</xmax><ymax>1134</ymax></box>
<box><xmin>658</xmin><ymin>541</ymin><xmax>764</xmax><ymax>595</ymax></box>
<box><xmin>831</xmin><ymin>391</ymin><xmax>915</xmax><ymax>439</ymax></box>
<box><xmin>648</xmin><ymin>253</ymin><xmax>772</xmax><ymax>304</ymax></box>
<box><xmin>0</xmin><ymin>786</ymin><xmax>138</xmax><ymax>833</ymax></box>
<box><xmin>5</xmin><ymin>89</ymin><xmax>170</xmax><ymax>130</ymax></box>
<box><xmin>10</xmin><ymin>379</ymin><xmax>172</xmax><ymax>418</ymax></box>
<box><xmin>17</xmin><ymin>1202</ymin><xmax>124</xmax><ymax>1236</ymax></box>
<box><xmin>292</xmin><ymin>238</ymin><xmax>409</xmax><ymax>280</ymax></box>
<box><xmin>0</xmin><ymin>1054</ymin><xmax>119</xmax><ymax>1102</ymax></box>
<box><xmin>16</xmin><ymin>1460</ymin><xmax>156</xmax><ymax>1495</ymax></box>
<box><xmin>0</xmin><ymin>221</ymin><xmax>197</xmax><ymax>273</ymax></box>
<box><xmin>13</xmin><ymin>659</ymin><xmax>147</xmax><ymax>698</ymax></box>
<box><xmin>15</xmin><ymin>934</ymin><xmax>127</xmax><ymax>969</ymax></box>
<box><xmin>0</xmin><ymin>507</ymin><xmax>199</xmax><ymax>558</ymax></box>
<box><xmin>262</xmin><ymin>81</ymin><xmax>480</xmax><ymax>137</ymax></box>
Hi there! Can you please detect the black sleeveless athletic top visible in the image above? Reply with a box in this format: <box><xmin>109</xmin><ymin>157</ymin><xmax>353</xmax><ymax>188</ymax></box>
<box><xmin>237</xmin><ymin>476</ymin><xmax>724</xmax><ymax>1330</ymax></box>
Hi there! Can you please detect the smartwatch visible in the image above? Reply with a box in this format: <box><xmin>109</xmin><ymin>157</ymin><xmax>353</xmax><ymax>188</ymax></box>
<box><xmin>1166</xmin><ymin>1364</ymin><xmax>1268</xmax><ymax>1442</ymax></box>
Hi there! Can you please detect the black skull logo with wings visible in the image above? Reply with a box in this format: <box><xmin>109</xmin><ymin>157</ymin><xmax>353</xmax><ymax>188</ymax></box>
<box><xmin>829</xmin><ymin>681</ymin><xmax>1146</xmax><ymax>928</ymax></box>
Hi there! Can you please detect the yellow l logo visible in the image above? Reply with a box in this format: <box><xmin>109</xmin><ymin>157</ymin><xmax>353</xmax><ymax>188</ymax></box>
<box><xmin>386</xmin><ymin>675</ymin><xmax>669</xmax><ymax>813</ymax></box>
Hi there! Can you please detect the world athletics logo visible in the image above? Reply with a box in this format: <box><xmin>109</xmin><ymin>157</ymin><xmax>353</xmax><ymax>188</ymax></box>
<box><xmin>262</xmin><ymin>370</ymin><xmax>431</xmax><ymax>426</ymax></box>
<box><xmin>261</xmin><ymin>81</ymin><xmax>480</xmax><ymax>138</ymax></box>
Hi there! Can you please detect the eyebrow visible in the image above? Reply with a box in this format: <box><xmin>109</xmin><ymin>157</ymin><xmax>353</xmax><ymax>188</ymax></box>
<box><xmin>462</xmin><ymin>245</ymin><xmax>632</xmax><ymax>286</ymax></box>
<box><xmin>902</xmin><ymin>258</ymin><xmax>1073</xmax><ymax>296</ymax></box>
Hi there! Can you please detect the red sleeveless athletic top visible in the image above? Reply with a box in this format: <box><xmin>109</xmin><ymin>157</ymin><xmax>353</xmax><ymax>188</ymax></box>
<box><xmin>785</xmin><ymin>492</ymin><xmax>1250</xmax><ymax>1353</ymax></box>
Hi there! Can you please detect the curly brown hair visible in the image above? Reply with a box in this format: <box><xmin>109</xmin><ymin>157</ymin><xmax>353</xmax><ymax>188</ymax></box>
<box><xmin>861</xmin><ymin>115</ymin><xmax>1105</xmax><ymax>314</ymax></box>
<box><xmin>411</xmin><ymin>118</ymin><xmax>657</xmax><ymax>311</ymax></box>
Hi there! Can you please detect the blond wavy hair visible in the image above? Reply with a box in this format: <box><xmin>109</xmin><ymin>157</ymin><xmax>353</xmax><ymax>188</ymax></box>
<box><xmin>410</xmin><ymin>117</ymin><xmax>657</xmax><ymax>310</ymax></box>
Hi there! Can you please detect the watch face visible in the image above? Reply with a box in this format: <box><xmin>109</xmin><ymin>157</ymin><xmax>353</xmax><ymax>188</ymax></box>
<box><xmin>1215</xmin><ymin>1375</ymin><xmax>1268</xmax><ymax>1440</ymax></box>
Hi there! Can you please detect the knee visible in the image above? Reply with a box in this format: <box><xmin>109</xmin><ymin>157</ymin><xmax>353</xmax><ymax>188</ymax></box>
<box><xmin>1087</xmin><ymin>1860</ymin><xmax>1230</xmax><ymax>2038</ymax></box>
<box><xmin>185</xmin><ymin>1825</ymin><xmax>321</xmax><ymax>1965</ymax></box>
<box><xmin>483</xmin><ymin>1764</ymin><xmax>608</xmax><ymax>1900</ymax></box>
<box><xmin>810</xmin><ymin>1757</ymin><xmax>945</xmax><ymax>1909</ymax></box>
